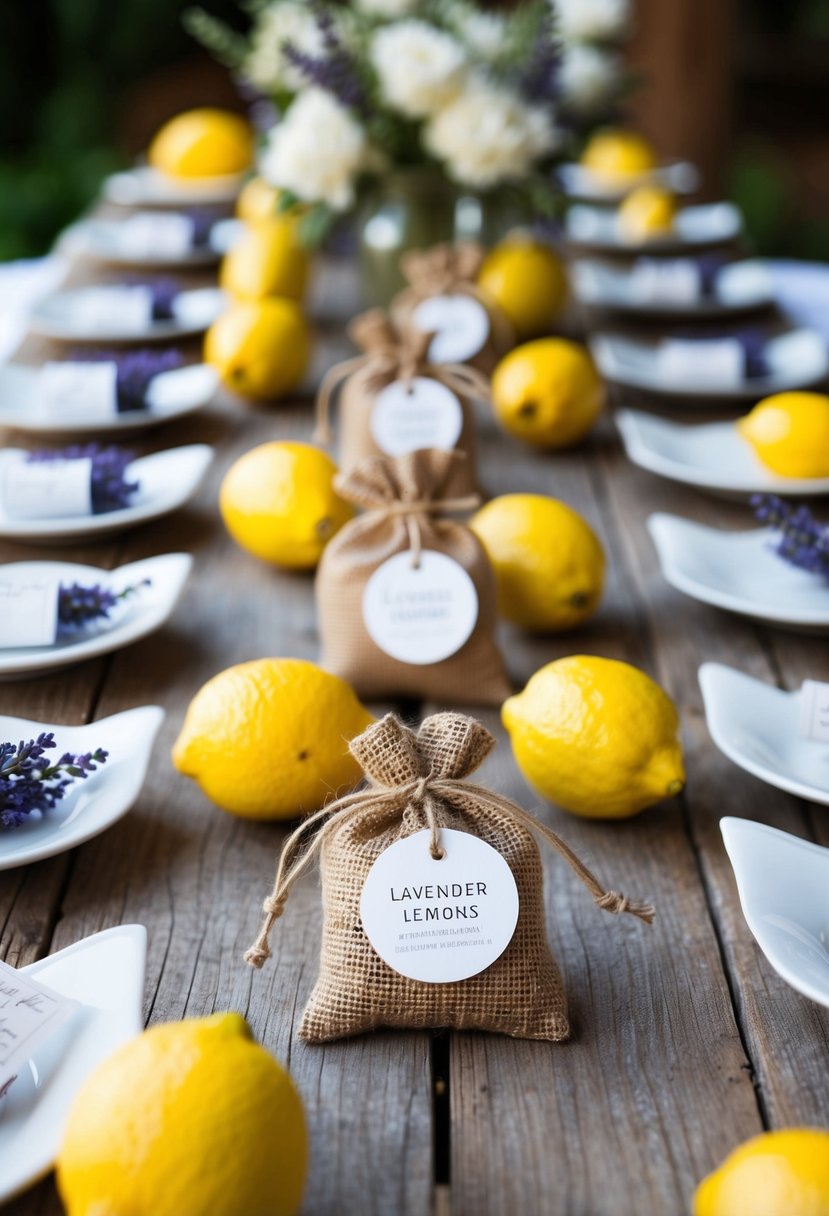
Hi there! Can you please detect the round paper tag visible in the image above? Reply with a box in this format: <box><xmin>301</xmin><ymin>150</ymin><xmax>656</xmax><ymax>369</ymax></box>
<box><xmin>412</xmin><ymin>294</ymin><xmax>490</xmax><ymax>364</ymax></box>
<box><xmin>360</xmin><ymin>828</ymin><xmax>520</xmax><ymax>983</ymax></box>
<box><xmin>370</xmin><ymin>376</ymin><xmax>464</xmax><ymax>457</ymax></box>
<box><xmin>362</xmin><ymin>550</ymin><xmax>478</xmax><ymax>665</ymax></box>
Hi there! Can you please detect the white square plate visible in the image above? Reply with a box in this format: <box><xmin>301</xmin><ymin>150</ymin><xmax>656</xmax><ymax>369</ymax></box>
<box><xmin>103</xmin><ymin>164</ymin><xmax>244</xmax><ymax>207</ymax></box>
<box><xmin>29</xmin><ymin>287</ymin><xmax>226</xmax><ymax>344</ymax></box>
<box><xmin>558</xmin><ymin>160</ymin><xmax>699</xmax><ymax>203</ymax></box>
<box><xmin>566</xmin><ymin>201</ymin><xmax>743</xmax><ymax>254</ymax></box>
<box><xmin>60</xmin><ymin>216</ymin><xmax>242</xmax><ymax>269</ymax></box>
<box><xmin>571</xmin><ymin>257</ymin><xmax>774</xmax><ymax>319</ymax></box>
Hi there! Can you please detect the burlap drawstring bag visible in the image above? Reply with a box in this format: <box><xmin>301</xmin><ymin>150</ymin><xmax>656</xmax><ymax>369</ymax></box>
<box><xmin>315</xmin><ymin>309</ymin><xmax>487</xmax><ymax>496</ymax></box>
<box><xmin>246</xmin><ymin>711</ymin><xmax>654</xmax><ymax>1044</ymax></box>
<box><xmin>390</xmin><ymin>241</ymin><xmax>515</xmax><ymax>375</ymax></box>
<box><xmin>315</xmin><ymin>448</ymin><xmax>510</xmax><ymax>705</ymax></box>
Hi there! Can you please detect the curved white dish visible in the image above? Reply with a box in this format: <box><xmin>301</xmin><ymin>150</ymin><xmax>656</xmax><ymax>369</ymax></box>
<box><xmin>0</xmin><ymin>554</ymin><xmax>191</xmax><ymax>678</ymax></box>
<box><xmin>558</xmin><ymin>160</ymin><xmax>699</xmax><ymax>203</ymax></box>
<box><xmin>0</xmin><ymin>363</ymin><xmax>218</xmax><ymax>436</ymax></box>
<box><xmin>721</xmin><ymin>816</ymin><xmax>829</xmax><ymax>1008</ymax></box>
<box><xmin>649</xmin><ymin>513</ymin><xmax>829</xmax><ymax>630</ymax></box>
<box><xmin>700</xmin><ymin>662</ymin><xmax>829</xmax><ymax>806</ymax></box>
<box><xmin>0</xmin><ymin>705</ymin><xmax>164</xmax><ymax>868</ymax></box>
<box><xmin>29</xmin><ymin>286</ymin><xmax>226</xmax><ymax>344</ymax></box>
<box><xmin>566</xmin><ymin>201</ymin><xmax>743</xmax><ymax>254</ymax></box>
<box><xmin>0</xmin><ymin>445</ymin><xmax>212</xmax><ymax>543</ymax></box>
<box><xmin>60</xmin><ymin>216</ymin><xmax>242</xmax><ymax>269</ymax></box>
<box><xmin>0</xmin><ymin>925</ymin><xmax>146</xmax><ymax>1203</ymax></box>
<box><xmin>103</xmin><ymin>164</ymin><xmax>244</xmax><ymax>207</ymax></box>
<box><xmin>593</xmin><ymin>328</ymin><xmax>827</xmax><ymax>399</ymax></box>
<box><xmin>616</xmin><ymin>410</ymin><xmax>829</xmax><ymax>498</ymax></box>
<box><xmin>571</xmin><ymin>258</ymin><xmax>774</xmax><ymax>318</ymax></box>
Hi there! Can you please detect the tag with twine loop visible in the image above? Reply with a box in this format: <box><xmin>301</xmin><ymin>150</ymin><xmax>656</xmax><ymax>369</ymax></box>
<box><xmin>315</xmin><ymin>448</ymin><xmax>510</xmax><ymax>704</ymax></box>
<box><xmin>315</xmin><ymin>309</ymin><xmax>488</xmax><ymax>496</ymax></box>
<box><xmin>246</xmin><ymin>711</ymin><xmax>654</xmax><ymax>1044</ymax></box>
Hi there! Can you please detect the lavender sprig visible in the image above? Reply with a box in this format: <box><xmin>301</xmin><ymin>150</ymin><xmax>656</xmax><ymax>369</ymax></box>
<box><xmin>518</xmin><ymin>5</ymin><xmax>562</xmax><ymax>103</ymax></box>
<box><xmin>752</xmin><ymin>494</ymin><xmax>829</xmax><ymax>578</ymax></box>
<box><xmin>184</xmin><ymin>206</ymin><xmax>224</xmax><ymax>249</ymax></box>
<box><xmin>0</xmin><ymin>733</ymin><xmax>108</xmax><ymax>830</ymax></box>
<box><xmin>74</xmin><ymin>348</ymin><xmax>184</xmax><ymax>413</ymax></box>
<box><xmin>26</xmin><ymin>445</ymin><xmax>139</xmax><ymax>514</ymax></box>
<box><xmin>57</xmin><ymin>580</ymin><xmax>151</xmax><ymax>630</ymax></box>
<box><xmin>283</xmin><ymin>1</ymin><xmax>371</xmax><ymax>117</ymax></box>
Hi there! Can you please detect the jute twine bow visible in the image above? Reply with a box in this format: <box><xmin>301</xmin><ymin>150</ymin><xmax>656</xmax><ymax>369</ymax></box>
<box><xmin>245</xmin><ymin>738</ymin><xmax>655</xmax><ymax>970</ymax></box>
<box><xmin>399</xmin><ymin>241</ymin><xmax>515</xmax><ymax>353</ymax></box>
<box><xmin>313</xmin><ymin>307</ymin><xmax>491</xmax><ymax>446</ymax></box>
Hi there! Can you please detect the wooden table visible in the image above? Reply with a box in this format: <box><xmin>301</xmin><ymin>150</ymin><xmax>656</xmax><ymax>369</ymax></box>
<box><xmin>3</xmin><ymin>253</ymin><xmax>829</xmax><ymax>1216</ymax></box>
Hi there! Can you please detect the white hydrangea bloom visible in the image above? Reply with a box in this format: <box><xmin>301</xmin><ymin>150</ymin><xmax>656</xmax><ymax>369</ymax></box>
<box><xmin>425</xmin><ymin>76</ymin><xmax>560</xmax><ymax>189</ymax></box>
<box><xmin>244</xmin><ymin>2</ymin><xmax>325</xmax><ymax>93</ymax></box>
<box><xmin>259</xmin><ymin>88</ymin><xmax>376</xmax><ymax>211</ymax></box>
<box><xmin>559</xmin><ymin>44</ymin><xmax>621</xmax><ymax>112</ymax></box>
<box><xmin>371</xmin><ymin>20</ymin><xmax>467</xmax><ymax>118</ymax></box>
<box><xmin>354</xmin><ymin>0</ymin><xmax>419</xmax><ymax>17</ymax></box>
<box><xmin>555</xmin><ymin>0</ymin><xmax>630</xmax><ymax>42</ymax></box>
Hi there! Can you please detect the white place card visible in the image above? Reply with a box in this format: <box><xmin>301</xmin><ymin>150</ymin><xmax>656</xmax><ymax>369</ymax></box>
<box><xmin>119</xmin><ymin>212</ymin><xmax>196</xmax><ymax>259</ymax></box>
<box><xmin>0</xmin><ymin>959</ymin><xmax>80</xmax><ymax>1099</ymax></box>
<box><xmin>799</xmin><ymin>679</ymin><xmax>829</xmax><ymax>743</ymax></box>
<box><xmin>36</xmin><ymin>361</ymin><xmax>119</xmax><ymax>422</ymax></box>
<box><xmin>658</xmin><ymin>337</ymin><xmax>744</xmax><ymax>387</ymax></box>
<box><xmin>630</xmin><ymin>259</ymin><xmax>701</xmax><ymax>305</ymax></box>
<box><xmin>1</xmin><ymin>457</ymin><xmax>94</xmax><ymax>520</ymax></box>
<box><xmin>370</xmin><ymin>377</ymin><xmax>464</xmax><ymax>457</ymax></box>
<box><xmin>70</xmin><ymin>285</ymin><xmax>154</xmax><ymax>334</ymax></box>
<box><xmin>0</xmin><ymin>574</ymin><xmax>60</xmax><ymax>648</ymax></box>
<box><xmin>362</xmin><ymin>550</ymin><xmax>479</xmax><ymax>665</ymax></box>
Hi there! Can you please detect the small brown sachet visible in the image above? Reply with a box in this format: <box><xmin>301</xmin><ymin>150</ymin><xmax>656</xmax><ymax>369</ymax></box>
<box><xmin>245</xmin><ymin>711</ymin><xmax>654</xmax><ymax>1044</ymax></box>
<box><xmin>315</xmin><ymin>448</ymin><xmax>510</xmax><ymax>705</ymax></box>
<box><xmin>390</xmin><ymin>241</ymin><xmax>515</xmax><ymax>376</ymax></box>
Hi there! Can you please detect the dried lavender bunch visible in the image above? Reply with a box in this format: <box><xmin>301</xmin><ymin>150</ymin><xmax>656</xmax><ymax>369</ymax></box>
<box><xmin>283</xmin><ymin>1</ymin><xmax>371</xmax><ymax>117</ymax></box>
<box><xmin>517</xmin><ymin>3</ymin><xmax>562</xmax><ymax>103</ymax></box>
<box><xmin>25</xmin><ymin>445</ymin><xmax>139</xmax><ymax>513</ymax></box>
<box><xmin>75</xmin><ymin>348</ymin><xmax>183</xmax><ymax>412</ymax></box>
<box><xmin>0</xmin><ymin>733</ymin><xmax>108</xmax><ymax>830</ymax></box>
<box><xmin>753</xmin><ymin>494</ymin><xmax>829</xmax><ymax>578</ymax></box>
<box><xmin>57</xmin><ymin>580</ymin><xmax>151</xmax><ymax>630</ymax></box>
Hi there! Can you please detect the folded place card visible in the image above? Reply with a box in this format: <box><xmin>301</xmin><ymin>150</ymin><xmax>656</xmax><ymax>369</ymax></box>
<box><xmin>0</xmin><ymin>957</ymin><xmax>80</xmax><ymax>1099</ymax></box>
<box><xmin>69</xmin><ymin>286</ymin><xmax>154</xmax><ymax>334</ymax></box>
<box><xmin>118</xmin><ymin>212</ymin><xmax>196</xmax><ymax>260</ymax></box>
<box><xmin>36</xmin><ymin>361</ymin><xmax>119</xmax><ymax>422</ymax></box>
<box><xmin>1</xmin><ymin>457</ymin><xmax>94</xmax><ymax>520</ymax></box>
<box><xmin>658</xmin><ymin>337</ymin><xmax>745</xmax><ymax>386</ymax></box>
<box><xmin>630</xmin><ymin>259</ymin><xmax>701</xmax><ymax>305</ymax></box>
<box><xmin>799</xmin><ymin>679</ymin><xmax>829</xmax><ymax>743</ymax></box>
<box><xmin>0</xmin><ymin>574</ymin><xmax>60</xmax><ymax>648</ymax></box>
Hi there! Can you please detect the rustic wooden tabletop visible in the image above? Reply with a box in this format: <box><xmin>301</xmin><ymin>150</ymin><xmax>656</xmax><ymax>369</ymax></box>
<box><xmin>3</xmin><ymin>253</ymin><xmax>828</xmax><ymax>1216</ymax></box>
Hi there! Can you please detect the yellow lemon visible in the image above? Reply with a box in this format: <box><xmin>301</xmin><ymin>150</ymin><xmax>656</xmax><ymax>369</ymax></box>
<box><xmin>470</xmin><ymin>494</ymin><xmax>605</xmax><ymax>632</ymax></box>
<box><xmin>477</xmin><ymin>237</ymin><xmax>568</xmax><ymax>340</ymax></box>
<box><xmin>502</xmin><ymin>655</ymin><xmax>685</xmax><ymax>818</ymax></box>
<box><xmin>492</xmin><ymin>337</ymin><xmax>604</xmax><ymax>449</ymax></box>
<box><xmin>205</xmin><ymin>298</ymin><xmax>309</xmax><ymax>401</ymax></box>
<box><xmin>148</xmin><ymin>108</ymin><xmax>253</xmax><ymax>179</ymax></box>
<box><xmin>220</xmin><ymin>441</ymin><xmax>352</xmax><ymax>569</ymax></box>
<box><xmin>738</xmin><ymin>391</ymin><xmax>829</xmax><ymax>478</ymax></box>
<box><xmin>237</xmin><ymin>175</ymin><xmax>281</xmax><ymax>223</ymax></box>
<box><xmin>220</xmin><ymin>216</ymin><xmax>310</xmax><ymax>303</ymax></box>
<box><xmin>694</xmin><ymin>1128</ymin><xmax>829</xmax><ymax>1216</ymax></box>
<box><xmin>617</xmin><ymin>185</ymin><xmax>677</xmax><ymax>243</ymax></box>
<box><xmin>57</xmin><ymin>1013</ymin><xmax>306</xmax><ymax>1216</ymax></box>
<box><xmin>580</xmin><ymin>128</ymin><xmax>657</xmax><ymax>181</ymax></box>
<box><xmin>173</xmin><ymin>657</ymin><xmax>372</xmax><ymax>818</ymax></box>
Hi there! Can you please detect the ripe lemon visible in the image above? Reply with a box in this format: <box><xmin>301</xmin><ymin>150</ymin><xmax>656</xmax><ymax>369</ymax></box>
<box><xmin>617</xmin><ymin>185</ymin><xmax>677</xmax><ymax>243</ymax></box>
<box><xmin>502</xmin><ymin>655</ymin><xmax>685</xmax><ymax>818</ymax></box>
<box><xmin>220</xmin><ymin>441</ymin><xmax>353</xmax><ymax>569</ymax></box>
<box><xmin>148</xmin><ymin>108</ymin><xmax>253</xmax><ymax>179</ymax></box>
<box><xmin>205</xmin><ymin>298</ymin><xmax>310</xmax><ymax>401</ymax></box>
<box><xmin>220</xmin><ymin>217</ymin><xmax>310</xmax><ymax>303</ymax></box>
<box><xmin>694</xmin><ymin>1128</ymin><xmax>829</xmax><ymax>1216</ymax></box>
<box><xmin>57</xmin><ymin>1013</ymin><xmax>306</xmax><ymax>1216</ymax></box>
<box><xmin>738</xmin><ymin>392</ymin><xmax>829</xmax><ymax>478</ymax></box>
<box><xmin>237</xmin><ymin>175</ymin><xmax>281</xmax><ymax>223</ymax></box>
<box><xmin>477</xmin><ymin>237</ymin><xmax>568</xmax><ymax>340</ymax></box>
<box><xmin>173</xmin><ymin>657</ymin><xmax>372</xmax><ymax>818</ymax></box>
<box><xmin>580</xmin><ymin>128</ymin><xmax>657</xmax><ymax>181</ymax></box>
<box><xmin>470</xmin><ymin>494</ymin><xmax>605</xmax><ymax>632</ymax></box>
<box><xmin>492</xmin><ymin>337</ymin><xmax>604</xmax><ymax>449</ymax></box>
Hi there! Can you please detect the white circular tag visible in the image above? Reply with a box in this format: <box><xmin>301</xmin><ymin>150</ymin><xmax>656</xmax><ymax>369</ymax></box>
<box><xmin>412</xmin><ymin>294</ymin><xmax>490</xmax><ymax>364</ymax></box>
<box><xmin>362</xmin><ymin>550</ymin><xmax>478</xmax><ymax>665</ymax></box>
<box><xmin>370</xmin><ymin>376</ymin><xmax>464</xmax><ymax>457</ymax></box>
<box><xmin>360</xmin><ymin>828</ymin><xmax>520</xmax><ymax>983</ymax></box>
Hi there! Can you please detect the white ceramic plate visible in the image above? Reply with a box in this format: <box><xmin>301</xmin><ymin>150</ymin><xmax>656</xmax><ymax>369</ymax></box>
<box><xmin>720</xmin><ymin>816</ymin><xmax>829</xmax><ymax>1008</ymax></box>
<box><xmin>60</xmin><ymin>216</ymin><xmax>242</xmax><ymax>269</ymax></box>
<box><xmin>0</xmin><ymin>554</ymin><xmax>191</xmax><ymax>677</ymax></box>
<box><xmin>0</xmin><ymin>925</ymin><xmax>146</xmax><ymax>1202</ymax></box>
<box><xmin>0</xmin><ymin>445</ymin><xmax>213</xmax><ymax>544</ymax></box>
<box><xmin>593</xmin><ymin>328</ymin><xmax>827</xmax><ymax>399</ymax></box>
<box><xmin>29</xmin><ymin>286</ymin><xmax>226</xmax><ymax>344</ymax></box>
<box><xmin>565</xmin><ymin>201</ymin><xmax>743</xmax><ymax>254</ymax></box>
<box><xmin>649</xmin><ymin>514</ymin><xmax>829</xmax><ymax>630</ymax></box>
<box><xmin>571</xmin><ymin>258</ymin><xmax>774</xmax><ymax>318</ymax></box>
<box><xmin>616</xmin><ymin>410</ymin><xmax>829</xmax><ymax>498</ymax></box>
<box><xmin>700</xmin><ymin>662</ymin><xmax>829</xmax><ymax>806</ymax></box>
<box><xmin>0</xmin><ymin>362</ymin><xmax>218</xmax><ymax>436</ymax></box>
<box><xmin>558</xmin><ymin>160</ymin><xmax>699</xmax><ymax>203</ymax></box>
<box><xmin>103</xmin><ymin>164</ymin><xmax>244</xmax><ymax>207</ymax></box>
<box><xmin>0</xmin><ymin>705</ymin><xmax>163</xmax><ymax>868</ymax></box>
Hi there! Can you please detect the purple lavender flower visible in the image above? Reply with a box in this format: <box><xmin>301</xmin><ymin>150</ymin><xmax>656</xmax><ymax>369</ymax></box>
<box><xmin>57</xmin><ymin>580</ymin><xmax>151</xmax><ymax>630</ymax></box>
<box><xmin>519</xmin><ymin>6</ymin><xmax>562</xmax><ymax>103</ymax></box>
<box><xmin>26</xmin><ymin>445</ymin><xmax>139</xmax><ymax>514</ymax></box>
<box><xmin>73</xmin><ymin>348</ymin><xmax>183</xmax><ymax>412</ymax></box>
<box><xmin>752</xmin><ymin>494</ymin><xmax>829</xmax><ymax>578</ymax></box>
<box><xmin>283</xmin><ymin>1</ymin><xmax>371</xmax><ymax>117</ymax></box>
<box><xmin>0</xmin><ymin>732</ymin><xmax>108</xmax><ymax>830</ymax></box>
<box><xmin>185</xmin><ymin>206</ymin><xmax>225</xmax><ymax>249</ymax></box>
<box><xmin>696</xmin><ymin>253</ymin><xmax>728</xmax><ymax>298</ymax></box>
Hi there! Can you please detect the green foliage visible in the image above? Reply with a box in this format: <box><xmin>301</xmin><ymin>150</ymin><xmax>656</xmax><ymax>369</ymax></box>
<box><xmin>730</xmin><ymin>140</ymin><xmax>829</xmax><ymax>261</ymax></box>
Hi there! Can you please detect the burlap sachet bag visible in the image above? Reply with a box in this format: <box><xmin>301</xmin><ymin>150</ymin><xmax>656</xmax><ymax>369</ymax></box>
<box><xmin>391</xmin><ymin>241</ymin><xmax>514</xmax><ymax>375</ymax></box>
<box><xmin>315</xmin><ymin>448</ymin><xmax>510</xmax><ymax>704</ymax></box>
<box><xmin>246</xmin><ymin>712</ymin><xmax>654</xmax><ymax>1043</ymax></box>
<box><xmin>315</xmin><ymin>309</ymin><xmax>487</xmax><ymax>496</ymax></box>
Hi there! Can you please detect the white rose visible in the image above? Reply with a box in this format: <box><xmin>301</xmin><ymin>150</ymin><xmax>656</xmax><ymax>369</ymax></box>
<box><xmin>560</xmin><ymin>44</ymin><xmax>621</xmax><ymax>112</ymax></box>
<box><xmin>354</xmin><ymin>0</ymin><xmax>418</xmax><ymax>17</ymax></box>
<box><xmin>371</xmin><ymin>21</ymin><xmax>467</xmax><ymax>118</ymax></box>
<box><xmin>458</xmin><ymin>11</ymin><xmax>507</xmax><ymax>62</ymax></box>
<box><xmin>244</xmin><ymin>2</ymin><xmax>325</xmax><ymax>93</ymax></box>
<box><xmin>555</xmin><ymin>0</ymin><xmax>630</xmax><ymax>42</ymax></box>
<box><xmin>259</xmin><ymin>89</ymin><xmax>376</xmax><ymax>211</ymax></box>
<box><xmin>425</xmin><ymin>77</ymin><xmax>560</xmax><ymax>189</ymax></box>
